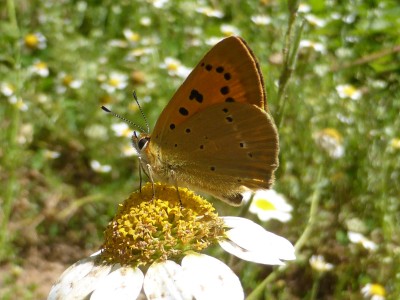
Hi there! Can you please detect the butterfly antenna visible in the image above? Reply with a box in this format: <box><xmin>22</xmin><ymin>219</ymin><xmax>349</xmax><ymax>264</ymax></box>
<box><xmin>101</xmin><ymin>106</ymin><xmax>146</xmax><ymax>133</ymax></box>
<box><xmin>133</xmin><ymin>91</ymin><xmax>150</xmax><ymax>134</ymax></box>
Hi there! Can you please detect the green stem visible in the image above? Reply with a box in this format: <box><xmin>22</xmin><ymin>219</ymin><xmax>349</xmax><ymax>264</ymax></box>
<box><xmin>7</xmin><ymin>0</ymin><xmax>18</xmax><ymax>28</ymax></box>
<box><xmin>0</xmin><ymin>0</ymin><xmax>21</xmax><ymax>262</ymax></box>
<box><xmin>294</xmin><ymin>166</ymin><xmax>322</xmax><ymax>252</ymax></box>
<box><xmin>275</xmin><ymin>7</ymin><xmax>304</xmax><ymax>129</ymax></box>
<box><xmin>309</xmin><ymin>275</ymin><xmax>321</xmax><ymax>300</ymax></box>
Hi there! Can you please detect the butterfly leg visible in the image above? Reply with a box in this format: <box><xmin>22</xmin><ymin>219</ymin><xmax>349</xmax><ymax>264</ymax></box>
<box><xmin>138</xmin><ymin>158</ymin><xmax>143</xmax><ymax>193</ymax></box>
<box><xmin>145</xmin><ymin>163</ymin><xmax>156</xmax><ymax>200</ymax></box>
<box><xmin>170</xmin><ymin>170</ymin><xmax>183</xmax><ymax>207</ymax></box>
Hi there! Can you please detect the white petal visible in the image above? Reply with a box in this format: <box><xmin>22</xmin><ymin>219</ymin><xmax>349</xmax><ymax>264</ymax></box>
<box><xmin>219</xmin><ymin>240</ymin><xmax>284</xmax><ymax>265</ymax></box>
<box><xmin>255</xmin><ymin>211</ymin><xmax>292</xmax><ymax>222</ymax></box>
<box><xmin>348</xmin><ymin>231</ymin><xmax>363</xmax><ymax>243</ymax></box>
<box><xmin>143</xmin><ymin>260</ymin><xmax>193</xmax><ymax>300</ymax></box>
<box><xmin>181</xmin><ymin>253</ymin><xmax>244</xmax><ymax>300</ymax></box>
<box><xmin>90</xmin><ymin>266</ymin><xmax>144</xmax><ymax>300</ymax></box>
<box><xmin>48</xmin><ymin>255</ymin><xmax>112</xmax><ymax>300</ymax></box>
<box><xmin>220</xmin><ymin>217</ymin><xmax>295</xmax><ymax>264</ymax></box>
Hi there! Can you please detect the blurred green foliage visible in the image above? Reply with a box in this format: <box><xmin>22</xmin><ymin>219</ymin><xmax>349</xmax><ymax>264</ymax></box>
<box><xmin>1</xmin><ymin>0</ymin><xmax>399</xmax><ymax>299</ymax></box>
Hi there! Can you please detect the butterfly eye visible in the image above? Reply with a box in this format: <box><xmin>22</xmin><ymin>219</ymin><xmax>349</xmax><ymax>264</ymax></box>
<box><xmin>138</xmin><ymin>137</ymin><xmax>150</xmax><ymax>150</ymax></box>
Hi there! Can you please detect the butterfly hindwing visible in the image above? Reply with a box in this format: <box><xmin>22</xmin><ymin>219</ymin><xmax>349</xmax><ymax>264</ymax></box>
<box><xmin>154</xmin><ymin>102</ymin><xmax>279</xmax><ymax>204</ymax></box>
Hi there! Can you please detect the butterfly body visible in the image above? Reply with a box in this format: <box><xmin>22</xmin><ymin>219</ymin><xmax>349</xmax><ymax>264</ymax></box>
<box><xmin>133</xmin><ymin>36</ymin><xmax>279</xmax><ymax>206</ymax></box>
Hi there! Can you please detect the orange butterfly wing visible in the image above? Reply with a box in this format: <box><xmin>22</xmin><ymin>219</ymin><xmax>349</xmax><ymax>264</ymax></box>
<box><xmin>153</xmin><ymin>36</ymin><xmax>267</xmax><ymax>141</ymax></box>
<box><xmin>155</xmin><ymin>102</ymin><xmax>279</xmax><ymax>205</ymax></box>
<box><xmin>141</xmin><ymin>36</ymin><xmax>279</xmax><ymax>205</ymax></box>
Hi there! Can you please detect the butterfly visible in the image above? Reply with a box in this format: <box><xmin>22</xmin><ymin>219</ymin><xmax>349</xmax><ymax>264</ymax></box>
<box><xmin>105</xmin><ymin>36</ymin><xmax>279</xmax><ymax>206</ymax></box>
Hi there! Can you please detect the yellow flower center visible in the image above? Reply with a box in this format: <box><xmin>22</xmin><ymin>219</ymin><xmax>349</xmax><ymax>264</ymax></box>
<box><xmin>34</xmin><ymin>61</ymin><xmax>48</xmax><ymax>70</ymax></box>
<box><xmin>343</xmin><ymin>85</ymin><xmax>357</xmax><ymax>97</ymax></box>
<box><xmin>254</xmin><ymin>198</ymin><xmax>276</xmax><ymax>211</ymax></box>
<box><xmin>62</xmin><ymin>74</ymin><xmax>74</xmax><ymax>86</ymax></box>
<box><xmin>167</xmin><ymin>62</ymin><xmax>179</xmax><ymax>71</ymax></box>
<box><xmin>370</xmin><ymin>284</ymin><xmax>386</xmax><ymax>296</ymax></box>
<box><xmin>24</xmin><ymin>34</ymin><xmax>39</xmax><ymax>48</ymax></box>
<box><xmin>390</xmin><ymin>138</ymin><xmax>400</xmax><ymax>150</ymax></box>
<box><xmin>100</xmin><ymin>183</ymin><xmax>225</xmax><ymax>267</ymax></box>
<box><xmin>321</xmin><ymin>128</ymin><xmax>343</xmax><ymax>143</ymax></box>
<box><xmin>108</xmin><ymin>78</ymin><xmax>121</xmax><ymax>87</ymax></box>
<box><xmin>127</xmin><ymin>32</ymin><xmax>140</xmax><ymax>42</ymax></box>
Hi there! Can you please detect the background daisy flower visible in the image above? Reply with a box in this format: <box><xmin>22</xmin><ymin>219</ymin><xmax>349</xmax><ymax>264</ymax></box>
<box><xmin>160</xmin><ymin>57</ymin><xmax>191</xmax><ymax>78</ymax></box>
<box><xmin>309</xmin><ymin>255</ymin><xmax>334</xmax><ymax>272</ymax></box>
<box><xmin>361</xmin><ymin>283</ymin><xmax>386</xmax><ymax>300</ymax></box>
<box><xmin>29</xmin><ymin>61</ymin><xmax>49</xmax><ymax>77</ymax></box>
<box><xmin>244</xmin><ymin>190</ymin><xmax>293</xmax><ymax>223</ymax></box>
<box><xmin>314</xmin><ymin>128</ymin><xmax>345</xmax><ymax>159</ymax></box>
<box><xmin>90</xmin><ymin>160</ymin><xmax>112</xmax><ymax>173</ymax></box>
<box><xmin>100</xmin><ymin>72</ymin><xmax>128</xmax><ymax>93</ymax></box>
<box><xmin>336</xmin><ymin>84</ymin><xmax>362</xmax><ymax>100</ymax></box>
<box><xmin>23</xmin><ymin>32</ymin><xmax>47</xmax><ymax>49</ymax></box>
<box><xmin>196</xmin><ymin>7</ymin><xmax>224</xmax><ymax>18</ymax></box>
<box><xmin>348</xmin><ymin>231</ymin><xmax>377</xmax><ymax>251</ymax></box>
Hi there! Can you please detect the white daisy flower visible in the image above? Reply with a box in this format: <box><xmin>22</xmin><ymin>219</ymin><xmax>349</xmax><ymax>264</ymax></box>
<box><xmin>244</xmin><ymin>190</ymin><xmax>293</xmax><ymax>223</ymax></box>
<box><xmin>24</xmin><ymin>32</ymin><xmax>47</xmax><ymax>50</ymax></box>
<box><xmin>298</xmin><ymin>3</ymin><xmax>311</xmax><ymax>13</ymax></box>
<box><xmin>126</xmin><ymin>47</ymin><xmax>154</xmax><ymax>62</ymax></box>
<box><xmin>29</xmin><ymin>61</ymin><xmax>49</xmax><ymax>77</ymax></box>
<box><xmin>100</xmin><ymin>72</ymin><xmax>128</xmax><ymax>93</ymax></box>
<box><xmin>251</xmin><ymin>15</ymin><xmax>272</xmax><ymax>25</ymax></box>
<box><xmin>8</xmin><ymin>96</ymin><xmax>28</xmax><ymax>111</ymax></box>
<box><xmin>123</xmin><ymin>29</ymin><xmax>140</xmax><ymax>43</ymax></box>
<box><xmin>348</xmin><ymin>232</ymin><xmax>377</xmax><ymax>251</ymax></box>
<box><xmin>304</xmin><ymin>14</ymin><xmax>327</xmax><ymax>27</ymax></box>
<box><xmin>149</xmin><ymin>0</ymin><xmax>168</xmax><ymax>9</ymax></box>
<box><xmin>220</xmin><ymin>24</ymin><xmax>241</xmax><ymax>36</ymax></box>
<box><xmin>56</xmin><ymin>72</ymin><xmax>83</xmax><ymax>93</ymax></box>
<box><xmin>160</xmin><ymin>57</ymin><xmax>191</xmax><ymax>79</ymax></box>
<box><xmin>111</xmin><ymin>122</ymin><xmax>134</xmax><ymax>138</ymax></box>
<box><xmin>140</xmin><ymin>17</ymin><xmax>152</xmax><ymax>26</ymax></box>
<box><xmin>49</xmin><ymin>183</ymin><xmax>295</xmax><ymax>299</ymax></box>
<box><xmin>309</xmin><ymin>255</ymin><xmax>334</xmax><ymax>272</ymax></box>
<box><xmin>205</xmin><ymin>36</ymin><xmax>225</xmax><ymax>46</ymax></box>
<box><xmin>90</xmin><ymin>160</ymin><xmax>112</xmax><ymax>173</ymax></box>
<box><xmin>1</xmin><ymin>82</ymin><xmax>16</xmax><ymax>97</ymax></box>
<box><xmin>196</xmin><ymin>7</ymin><xmax>224</xmax><ymax>18</ymax></box>
<box><xmin>314</xmin><ymin>128</ymin><xmax>345</xmax><ymax>159</ymax></box>
<box><xmin>121</xmin><ymin>143</ymin><xmax>138</xmax><ymax>157</ymax></box>
<box><xmin>336</xmin><ymin>84</ymin><xmax>362</xmax><ymax>100</ymax></box>
<box><xmin>43</xmin><ymin>150</ymin><xmax>61</xmax><ymax>159</ymax></box>
<box><xmin>361</xmin><ymin>283</ymin><xmax>386</xmax><ymax>300</ymax></box>
<box><xmin>299</xmin><ymin>40</ymin><xmax>326</xmax><ymax>53</ymax></box>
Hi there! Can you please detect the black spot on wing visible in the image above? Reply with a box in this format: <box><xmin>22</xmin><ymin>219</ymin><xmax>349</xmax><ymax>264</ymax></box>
<box><xmin>179</xmin><ymin>107</ymin><xmax>189</xmax><ymax>116</ymax></box>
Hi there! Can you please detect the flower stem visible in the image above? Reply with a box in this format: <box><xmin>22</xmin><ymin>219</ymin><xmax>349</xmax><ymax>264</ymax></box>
<box><xmin>275</xmin><ymin>2</ymin><xmax>304</xmax><ymax>129</ymax></box>
<box><xmin>309</xmin><ymin>275</ymin><xmax>321</xmax><ymax>300</ymax></box>
<box><xmin>0</xmin><ymin>0</ymin><xmax>21</xmax><ymax>262</ymax></box>
<box><xmin>294</xmin><ymin>166</ymin><xmax>323</xmax><ymax>252</ymax></box>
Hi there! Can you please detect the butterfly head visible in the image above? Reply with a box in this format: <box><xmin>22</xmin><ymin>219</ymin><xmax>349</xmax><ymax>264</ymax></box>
<box><xmin>132</xmin><ymin>131</ymin><xmax>150</xmax><ymax>155</ymax></box>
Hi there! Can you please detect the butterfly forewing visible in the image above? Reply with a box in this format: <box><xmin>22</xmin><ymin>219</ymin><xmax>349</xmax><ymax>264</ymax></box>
<box><xmin>153</xmin><ymin>36</ymin><xmax>266</xmax><ymax>142</ymax></box>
